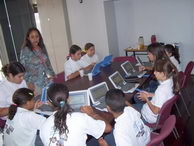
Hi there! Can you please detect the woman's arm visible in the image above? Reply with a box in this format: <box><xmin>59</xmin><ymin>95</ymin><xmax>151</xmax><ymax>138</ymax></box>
<box><xmin>0</xmin><ymin>108</ymin><xmax>9</xmax><ymax>117</ymax></box>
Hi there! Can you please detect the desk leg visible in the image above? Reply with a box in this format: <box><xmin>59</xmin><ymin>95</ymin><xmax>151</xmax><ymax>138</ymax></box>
<box><xmin>125</xmin><ymin>51</ymin><xmax>128</xmax><ymax>56</ymax></box>
<box><xmin>133</xmin><ymin>52</ymin><xmax>136</xmax><ymax>57</ymax></box>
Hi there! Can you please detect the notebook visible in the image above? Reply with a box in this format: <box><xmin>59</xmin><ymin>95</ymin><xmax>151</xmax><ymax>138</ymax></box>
<box><xmin>101</xmin><ymin>55</ymin><xmax>113</xmax><ymax>67</ymax></box>
<box><xmin>109</xmin><ymin>71</ymin><xmax>139</xmax><ymax>93</ymax></box>
<box><xmin>84</xmin><ymin>61</ymin><xmax>102</xmax><ymax>76</ymax></box>
<box><xmin>121</xmin><ymin>61</ymin><xmax>146</xmax><ymax>78</ymax></box>
<box><xmin>69</xmin><ymin>90</ymin><xmax>90</xmax><ymax>112</ymax></box>
<box><xmin>88</xmin><ymin>82</ymin><xmax>109</xmax><ymax>110</ymax></box>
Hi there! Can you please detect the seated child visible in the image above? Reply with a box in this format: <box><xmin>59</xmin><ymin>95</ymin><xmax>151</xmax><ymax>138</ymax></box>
<box><xmin>40</xmin><ymin>83</ymin><xmax>112</xmax><ymax>146</ymax></box>
<box><xmin>3</xmin><ymin>88</ymin><xmax>46</xmax><ymax>146</ymax></box>
<box><xmin>164</xmin><ymin>44</ymin><xmax>181</xmax><ymax>72</ymax></box>
<box><xmin>64</xmin><ymin>45</ymin><xmax>94</xmax><ymax>80</ymax></box>
<box><xmin>133</xmin><ymin>59</ymin><xmax>179</xmax><ymax>124</ymax></box>
<box><xmin>0</xmin><ymin>62</ymin><xmax>27</xmax><ymax>123</ymax></box>
<box><xmin>81</xmin><ymin>43</ymin><xmax>99</xmax><ymax>66</ymax></box>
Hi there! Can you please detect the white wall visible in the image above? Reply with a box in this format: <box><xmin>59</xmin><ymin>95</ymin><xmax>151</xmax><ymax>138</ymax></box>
<box><xmin>37</xmin><ymin>0</ymin><xmax>70</xmax><ymax>73</ymax></box>
<box><xmin>104</xmin><ymin>1</ymin><xmax>119</xmax><ymax>57</ymax></box>
<box><xmin>66</xmin><ymin>0</ymin><xmax>110</xmax><ymax>60</ymax></box>
<box><xmin>114</xmin><ymin>0</ymin><xmax>194</xmax><ymax>71</ymax></box>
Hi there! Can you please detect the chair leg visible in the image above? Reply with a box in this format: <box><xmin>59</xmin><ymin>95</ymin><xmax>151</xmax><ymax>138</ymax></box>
<box><xmin>175</xmin><ymin>103</ymin><xmax>182</xmax><ymax>117</ymax></box>
<box><xmin>172</xmin><ymin>129</ymin><xmax>178</xmax><ymax>139</ymax></box>
<box><xmin>180</xmin><ymin>92</ymin><xmax>191</xmax><ymax>117</ymax></box>
<box><xmin>174</xmin><ymin>127</ymin><xmax>180</xmax><ymax>139</ymax></box>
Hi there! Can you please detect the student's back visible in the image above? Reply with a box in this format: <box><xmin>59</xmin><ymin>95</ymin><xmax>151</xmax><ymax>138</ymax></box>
<box><xmin>4</xmin><ymin>107</ymin><xmax>45</xmax><ymax>146</ymax></box>
<box><xmin>114</xmin><ymin>106</ymin><xmax>150</xmax><ymax>146</ymax></box>
<box><xmin>3</xmin><ymin>88</ymin><xmax>46</xmax><ymax>146</ymax></box>
<box><xmin>40</xmin><ymin>112</ymin><xmax>105</xmax><ymax>146</ymax></box>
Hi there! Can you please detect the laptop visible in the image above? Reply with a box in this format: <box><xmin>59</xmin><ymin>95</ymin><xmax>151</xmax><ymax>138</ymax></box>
<box><xmin>101</xmin><ymin>55</ymin><xmax>113</xmax><ymax>67</ymax></box>
<box><xmin>88</xmin><ymin>82</ymin><xmax>109</xmax><ymax>110</ymax></box>
<box><xmin>136</xmin><ymin>56</ymin><xmax>152</xmax><ymax>67</ymax></box>
<box><xmin>109</xmin><ymin>71</ymin><xmax>139</xmax><ymax>93</ymax></box>
<box><xmin>69</xmin><ymin>90</ymin><xmax>90</xmax><ymax>112</ymax></box>
<box><xmin>121</xmin><ymin>61</ymin><xmax>146</xmax><ymax>78</ymax></box>
<box><xmin>84</xmin><ymin>61</ymin><xmax>102</xmax><ymax>76</ymax></box>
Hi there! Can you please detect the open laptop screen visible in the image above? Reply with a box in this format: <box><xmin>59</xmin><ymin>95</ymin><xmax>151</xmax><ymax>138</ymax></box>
<box><xmin>89</xmin><ymin>83</ymin><xmax>108</xmax><ymax>103</ymax></box>
<box><xmin>122</xmin><ymin>61</ymin><xmax>134</xmax><ymax>73</ymax></box>
<box><xmin>110</xmin><ymin>72</ymin><xmax>124</xmax><ymax>86</ymax></box>
<box><xmin>69</xmin><ymin>90</ymin><xmax>90</xmax><ymax>109</ymax></box>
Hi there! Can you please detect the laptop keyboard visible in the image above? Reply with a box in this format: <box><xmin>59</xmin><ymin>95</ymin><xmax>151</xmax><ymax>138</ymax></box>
<box><xmin>93</xmin><ymin>97</ymin><xmax>106</xmax><ymax>109</ymax></box>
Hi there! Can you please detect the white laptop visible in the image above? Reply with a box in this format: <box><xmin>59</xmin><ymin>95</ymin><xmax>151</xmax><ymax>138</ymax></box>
<box><xmin>88</xmin><ymin>82</ymin><xmax>109</xmax><ymax>110</ymax></box>
<box><xmin>69</xmin><ymin>90</ymin><xmax>90</xmax><ymax>112</ymax></box>
<box><xmin>121</xmin><ymin>61</ymin><xmax>146</xmax><ymax>78</ymax></box>
<box><xmin>136</xmin><ymin>56</ymin><xmax>152</xmax><ymax>67</ymax></box>
<box><xmin>109</xmin><ymin>71</ymin><xmax>139</xmax><ymax>93</ymax></box>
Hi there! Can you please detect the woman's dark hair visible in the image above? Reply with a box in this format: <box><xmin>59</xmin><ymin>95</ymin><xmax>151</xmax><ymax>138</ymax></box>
<box><xmin>1</xmin><ymin>62</ymin><xmax>25</xmax><ymax>77</ymax></box>
<box><xmin>69</xmin><ymin>45</ymin><xmax>82</xmax><ymax>55</ymax></box>
<box><xmin>105</xmin><ymin>89</ymin><xmax>126</xmax><ymax>112</ymax></box>
<box><xmin>8</xmin><ymin>88</ymin><xmax>34</xmax><ymax>120</ymax></box>
<box><xmin>47</xmin><ymin>83</ymin><xmax>72</xmax><ymax>137</ymax></box>
<box><xmin>84</xmin><ymin>43</ymin><xmax>94</xmax><ymax>51</ymax></box>
<box><xmin>22</xmin><ymin>27</ymin><xmax>47</xmax><ymax>54</ymax></box>
<box><xmin>164</xmin><ymin>44</ymin><xmax>181</xmax><ymax>64</ymax></box>
<box><xmin>154</xmin><ymin>59</ymin><xmax>179</xmax><ymax>93</ymax></box>
<box><xmin>147</xmin><ymin>42</ymin><xmax>167</xmax><ymax>61</ymax></box>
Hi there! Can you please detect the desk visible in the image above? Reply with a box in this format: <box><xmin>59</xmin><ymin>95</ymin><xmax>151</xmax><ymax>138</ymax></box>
<box><xmin>65</xmin><ymin>62</ymin><xmax>152</xmax><ymax>101</ymax></box>
<box><xmin>124</xmin><ymin>47</ymin><xmax>147</xmax><ymax>57</ymax></box>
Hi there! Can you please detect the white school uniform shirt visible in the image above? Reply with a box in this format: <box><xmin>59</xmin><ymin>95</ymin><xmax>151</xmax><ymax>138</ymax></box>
<box><xmin>0</xmin><ymin>80</ymin><xmax>27</xmax><ymax>120</ymax></box>
<box><xmin>170</xmin><ymin>56</ymin><xmax>181</xmax><ymax>72</ymax></box>
<box><xmin>40</xmin><ymin>112</ymin><xmax>105</xmax><ymax>146</ymax></box>
<box><xmin>114</xmin><ymin>106</ymin><xmax>150</xmax><ymax>146</ymax></box>
<box><xmin>64</xmin><ymin>58</ymin><xmax>87</xmax><ymax>80</ymax></box>
<box><xmin>81</xmin><ymin>54</ymin><xmax>99</xmax><ymax>66</ymax></box>
<box><xmin>141</xmin><ymin>78</ymin><xmax>174</xmax><ymax>123</ymax></box>
<box><xmin>3</xmin><ymin>107</ymin><xmax>46</xmax><ymax>146</ymax></box>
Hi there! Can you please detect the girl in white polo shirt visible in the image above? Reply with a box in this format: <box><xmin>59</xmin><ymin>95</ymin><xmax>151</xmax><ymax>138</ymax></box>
<box><xmin>64</xmin><ymin>45</ymin><xmax>94</xmax><ymax>80</ymax></box>
<box><xmin>164</xmin><ymin>44</ymin><xmax>181</xmax><ymax>72</ymax></box>
<box><xmin>135</xmin><ymin>59</ymin><xmax>179</xmax><ymax>124</ymax></box>
<box><xmin>40</xmin><ymin>83</ymin><xmax>112</xmax><ymax>146</ymax></box>
<box><xmin>0</xmin><ymin>62</ymin><xmax>27</xmax><ymax>124</ymax></box>
<box><xmin>81</xmin><ymin>43</ymin><xmax>99</xmax><ymax>66</ymax></box>
<box><xmin>3</xmin><ymin>88</ymin><xmax>46</xmax><ymax>146</ymax></box>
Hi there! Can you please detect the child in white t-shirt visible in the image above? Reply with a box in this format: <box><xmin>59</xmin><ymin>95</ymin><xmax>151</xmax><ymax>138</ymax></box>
<box><xmin>0</xmin><ymin>62</ymin><xmax>27</xmax><ymax>122</ymax></box>
<box><xmin>81</xmin><ymin>43</ymin><xmax>99</xmax><ymax>66</ymax></box>
<box><xmin>3</xmin><ymin>88</ymin><xmax>46</xmax><ymax>146</ymax></box>
<box><xmin>40</xmin><ymin>83</ymin><xmax>112</xmax><ymax>146</ymax></box>
<box><xmin>164</xmin><ymin>44</ymin><xmax>181</xmax><ymax>72</ymax></box>
<box><xmin>87</xmin><ymin>89</ymin><xmax>150</xmax><ymax>146</ymax></box>
<box><xmin>134</xmin><ymin>59</ymin><xmax>179</xmax><ymax>124</ymax></box>
<box><xmin>64</xmin><ymin>45</ymin><xmax>94</xmax><ymax>80</ymax></box>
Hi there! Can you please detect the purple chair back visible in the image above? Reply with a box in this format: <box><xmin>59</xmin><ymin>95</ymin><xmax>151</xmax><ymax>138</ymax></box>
<box><xmin>113</xmin><ymin>56</ymin><xmax>137</xmax><ymax>63</ymax></box>
<box><xmin>0</xmin><ymin>119</ymin><xmax>6</xmax><ymax>129</ymax></box>
<box><xmin>53</xmin><ymin>72</ymin><xmax>65</xmax><ymax>83</ymax></box>
<box><xmin>182</xmin><ymin>61</ymin><xmax>194</xmax><ymax>88</ymax></box>
<box><xmin>178</xmin><ymin>71</ymin><xmax>184</xmax><ymax>88</ymax></box>
<box><xmin>147</xmin><ymin>115</ymin><xmax>176</xmax><ymax>146</ymax></box>
<box><xmin>157</xmin><ymin>95</ymin><xmax>179</xmax><ymax>127</ymax></box>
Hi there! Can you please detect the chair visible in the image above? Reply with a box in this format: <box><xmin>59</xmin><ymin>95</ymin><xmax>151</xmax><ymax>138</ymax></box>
<box><xmin>113</xmin><ymin>56</ymin><xmax>137</xmax><ymax>63</ymax></box>
<box><xmin>0</xmin><ymin>119</ymin><xmax>6</xmax><ymax>133</ymax></box>
<box><xmin>53</xmin><ymin>72</ymin><xmax>65</xmax><ymax>83</ymax></box>
<box><xmin>145</xmin><ymin>95</ymin><xmax>179</xmax><ymax>139</ymax></box>
<box><xmin>147</xmin><ymin>115</ymin><xmax>176</xmax><ymax>146</ymax></box>
<box><xmin>177</xmin><ymin>71</ymin><xmax>191</xmax><ymax>117</ymax></box>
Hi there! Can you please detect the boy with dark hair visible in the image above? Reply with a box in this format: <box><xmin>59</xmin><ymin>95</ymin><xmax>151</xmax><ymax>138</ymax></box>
<box><xmin>100</xmin><ymin>89</ymin><xmax>150</xmax><ymax>146</ymax></box>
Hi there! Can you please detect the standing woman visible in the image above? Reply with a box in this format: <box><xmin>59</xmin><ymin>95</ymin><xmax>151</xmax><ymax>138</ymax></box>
<box><xmin>20</xmin><ymin>27</ymin><xmax>55</xmax><ymax>93</ymax></box>
<box><xmin>0</xmin><ymin>62</ymin><xmax>27</xmax><ymax>125</ymax></box>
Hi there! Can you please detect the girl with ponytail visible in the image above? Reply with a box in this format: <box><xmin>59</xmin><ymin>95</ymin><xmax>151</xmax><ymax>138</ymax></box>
<box><xmin>133</xmin><ymin>59</ymin><xmax>179</xmax><ymax>124</ymax></box>
<box><xmin>40</xmin><ymin>83</ymin><xmax>111</xmax><ymax>146</ymax></box>
<box><xmin>3</xmin><ymin>88</ymin><xmax>46</xmax><ymax>146</ymax></box>
<box><xmin>0</xmin><ymin>62</ymin><xmax>27</xmax><ymax>125</ymax></box>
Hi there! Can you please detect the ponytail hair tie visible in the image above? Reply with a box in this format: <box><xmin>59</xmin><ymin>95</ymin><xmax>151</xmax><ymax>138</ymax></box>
<box><xmin>12</xmin><ymin>104</ymin><xmax>17</xmax><ymax>106</ymax></box>
<box><xmin>60</xmin><ymin>101</ymin><xmax>65</xmax><ymax>107</ymax></box>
